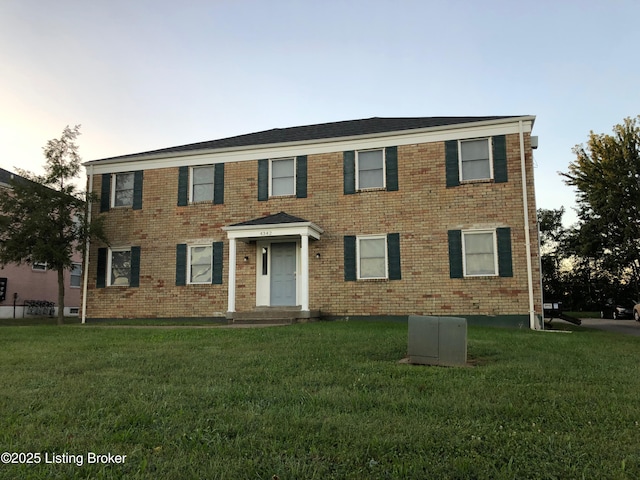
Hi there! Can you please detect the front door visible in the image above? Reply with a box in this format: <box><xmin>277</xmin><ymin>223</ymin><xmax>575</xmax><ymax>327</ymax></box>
<box><xmin>270</xmin><ymin>242</ymin><xmax>297</xmax><ymax>306</ymax></box>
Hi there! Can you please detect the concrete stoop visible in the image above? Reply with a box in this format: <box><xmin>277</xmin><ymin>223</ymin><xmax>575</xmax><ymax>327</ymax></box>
<box><xmin>229</xmin><ymin>306</ymin><xmax>320</xmax><ymax>325</ymax></box>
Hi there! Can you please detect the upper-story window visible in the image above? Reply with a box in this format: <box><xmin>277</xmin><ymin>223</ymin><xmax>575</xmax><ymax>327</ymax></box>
<box><xmin>270</xmin><ymin>158</ymin><xmax>295</xmax><ymax>196</ymax></box>
<box><xmin>446</xmin><ymin>135</ymin><xmax>507</xmax><ymax>187</ymax></box>
<box><xmin>343</xmin><ymin>147</ymin><xmax>398</xmax><ymax>195</ymax></box>
<box><xmin>70</xmin><ymin>263</ymin><xmax>82</xmax><ymax>288</ymax></box>
<box><xmin>191</xmin><ymin>166</ymin><xmax>214</xmax><ymax>203</ymax></box>
<box><xmin>357</xmin><ymin>149</ymin><xmax>385</xmax><ymax>190</ymax></box>
<box><xmin>459</xmin><ymin>138</ymin><xmax>492</xmax><ymax>181</ymax></box>
<box><xmin>112</xmin><ymin>172</ymin><xmax>134</xmax><ymax>207</ymax></box>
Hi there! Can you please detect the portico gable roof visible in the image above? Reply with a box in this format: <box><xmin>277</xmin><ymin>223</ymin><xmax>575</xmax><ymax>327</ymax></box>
<box><xmin>222</xmin><ymin>211</ymin><xmax>324</xmax><ymax>241</ymax></box>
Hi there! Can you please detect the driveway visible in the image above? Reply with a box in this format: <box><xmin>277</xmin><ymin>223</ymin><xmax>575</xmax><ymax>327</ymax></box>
<box><xmin>577</xmin><ymin>317</ymin><xmax>640</xmax><ymax>336</ymax></box>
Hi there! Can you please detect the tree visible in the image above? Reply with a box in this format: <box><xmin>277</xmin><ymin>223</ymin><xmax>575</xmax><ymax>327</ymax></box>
<box><xmin>538</xmin><ymin>207</ymin><xmax>568</xmax><ymax>302</ymax></box>
<box><xmin>0</xmin><ymin>125</ymin><xmax>106</xmax><ymax>325</ymax></box>
<box><xmin>561</xmin><ymin>116</ymin><xmax>640</xmax><ymax>301</ymax></box>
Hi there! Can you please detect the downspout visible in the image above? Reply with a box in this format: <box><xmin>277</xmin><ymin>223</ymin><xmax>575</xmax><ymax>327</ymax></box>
<box><xmin>81</xmin><ymin>164</ymin><xmax>94</xmax><ymax>324</ymax></box>
<box><xmin>519</xmin><ymin>120</ymin><xmax>538</xmax><ymax>329</ymax></box>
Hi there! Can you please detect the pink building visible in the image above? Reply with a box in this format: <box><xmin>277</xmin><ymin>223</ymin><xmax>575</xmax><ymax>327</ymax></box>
<box><xmin>0</xmin><ymin>168</ymin><xmax>82</xmax><ymax>318</ymax></box>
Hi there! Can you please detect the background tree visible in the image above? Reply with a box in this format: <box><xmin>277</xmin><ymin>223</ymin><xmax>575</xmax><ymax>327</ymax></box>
<box><xmin>0</xmin><ymin>125</ymin><xmax>106</xmax><ymax>325</ymax></box>
<box><xmin>538</xmin><ymin>207</ymin><xmax>568</xmax><ymax>302</ymax></box>
<box><xmin>562</xmin><ymin>116</ymin><xmax>640</xmax><ymax>304</ymax></box>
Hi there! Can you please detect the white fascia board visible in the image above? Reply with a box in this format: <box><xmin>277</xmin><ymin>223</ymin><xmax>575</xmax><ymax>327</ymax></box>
<box><xmin>222</xmin><ymin>222</ymin><xmax>324</xmax><ymax>241</ymax></box>
<box><xmin>87</xmin><ymin>116</ymin><xmax>536</xmax><ymax>175</ymax></box>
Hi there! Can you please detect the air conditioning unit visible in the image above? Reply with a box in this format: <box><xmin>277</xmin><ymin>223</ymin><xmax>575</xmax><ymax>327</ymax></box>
<box><xmin>408</xmin><ymin>315</ymin><xmax>467</xmax><ymax>366</ymax></box>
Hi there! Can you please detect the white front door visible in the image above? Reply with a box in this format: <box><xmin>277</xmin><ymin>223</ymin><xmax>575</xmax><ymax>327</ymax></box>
<box><xmin>270</xmin><ymin>242</ymin><xmax>297</xmax><ymax>306</ymax></box>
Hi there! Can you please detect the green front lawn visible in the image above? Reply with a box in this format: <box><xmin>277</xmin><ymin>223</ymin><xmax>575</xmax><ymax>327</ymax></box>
<box><xmin>1</xmin><ymin>321</ymin><xmax>639</xmax><ymax>479</ymax></box>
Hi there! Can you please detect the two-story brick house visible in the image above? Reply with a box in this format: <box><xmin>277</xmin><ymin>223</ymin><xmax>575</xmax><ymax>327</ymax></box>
<box><xmin>82</xmin><ymin>116</ymin><xmax>542</xmax><ymax>328</ymax></box>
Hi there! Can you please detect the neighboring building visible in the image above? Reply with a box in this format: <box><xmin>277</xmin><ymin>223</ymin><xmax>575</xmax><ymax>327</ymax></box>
<box><xmin>0</xmin><ymin>168</ymin><xmax>82</xmax><ymax>318</ymax></box>
<box><xmin>83</xmin><ymin>116</ymin><xmax>542</xmax><ymax>328</ymax></box>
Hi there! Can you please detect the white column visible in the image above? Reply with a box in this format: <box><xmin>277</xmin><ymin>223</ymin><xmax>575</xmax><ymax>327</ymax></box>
<box><xmin>227</xmin><ymin>238</ymin><xmax>237</xmax><ymax>314</ymax></box>
<box><xmin>300</xmin><ymin>234</ymin><xmax>309</xmax><ymax>312</ymax></box>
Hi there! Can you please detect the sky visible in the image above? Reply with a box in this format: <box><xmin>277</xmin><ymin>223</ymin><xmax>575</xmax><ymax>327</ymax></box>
<box><xmin>1</xmin><ymin>0</ymin><xmax>639</xmax><ymax>227</ymax></box>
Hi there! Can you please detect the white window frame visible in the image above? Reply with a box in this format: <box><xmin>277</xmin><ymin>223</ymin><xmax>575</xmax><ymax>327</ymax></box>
<box><xmin>269</xmin><ymin>157</ymin><xmax>296</xmax><ymax>197</ymax></box>
<box><xmin>462</xmin><ymin>230</ymin><xmax>498</xmax><ymax>277</ymax></box>
<box><xmin>32</xmin><ymin>262</ymin><xmax>48</xmax><ymax>272</ymax></box>
<box><xmin>107</xmin><ymin>248</ymin><xmax>132</xmax><ymax>287</ymax></box>
<box><xmin>458</xmin><ymin>138</ymin><xmax>493</xmax><ymax>182</ymax></box>
<box><xmin>111</xmin><ymin>172</ymin><xmax>135</xmax><ymax>208</ymax></box>
<box><xmin>356</xmin><ymin>235</ymin><xmax>388</xmax><ymax>280</ymax></box>
<box><xmin>190</xmin><ymin>165</ymin><xmax>215</xmax><ymax>203</ymax></box>
<box><xmin>356</xmin><ymin>148</ymin><xmax>386</xmax><ymax>191</ymax></box>
<box><xmin>187</xmin><ymin>244</ymin><xmax>213</xmax><ymax>285</ymax></box>
<box><xmin>70</xmin><ymin>262</ymin><xmax>82</xmax><ymax>288</ymax></box>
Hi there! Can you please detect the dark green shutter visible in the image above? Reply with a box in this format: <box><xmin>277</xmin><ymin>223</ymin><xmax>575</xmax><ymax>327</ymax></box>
<box><xmin>176</xmin><ymin>244</ymin><xmax>187</xmax><ymax>286</ymax></box>
<box><xmin>177</xmin><ymin>166</ymin><xmax>189</xmax><ymax>206</ymax></box>
<box><xmin>214</xmin><ymin>163</ymin><xmax>225</xmax><ymax>204</ymax></box>
<box><xmin>387</xmin><ymin>233</ymin><xmax>401</xmax><ymax>280</ymax></box>
<box><xmin>132</xmin><ymin>171</ymin><xmax>143</xmax><ymax>210</ymax></box>
<box><xmin>448</xmin><ymin>230</ymin><xmax>463</xmax><ymax>278</ymax></box>
<box><xmin>129</xmin><ymin>246</ymin><xmax>141</xmax><ymax>287</ymax></box>
<box><xmin>258</xmin><ymin>159</ymin><xmax>268</xmax><ymax>201</ymax></box>
<box><xmin>213</xmin><ymin>242</ymin><xmax>224</xmax><ymax>284</ymax></box>
<box><xmin>493</xmin><ymin>135</ymin><xmax>508</xmax><ymax>183</ymax></box>
<box><xmin>344</xmin><ymin>236</ymin><xmax>356</xmax><ymax>281</ymax></box>
<box><xmin>497</xmin><ymin>227</ymin><xmax>513</xmax><ymax>277</ymax></box>
<box><xmin>343</xmin><ymin>151</ymin><xmax>356</xmax><ymax>195</ymax></box>
<box><xmin>296</xmin><ymin>155</ymin><xmax>307</xmax><ymax>198</ymax></box>
<box><xmin>445</xmin><ymin>140</ymin><xmax>460</xmax><ymax>187</ymax></box>
<box><xmin>96</xmin><ymin>248</ymin><xmax>107</xmax><ymax>288</ymax></box>
<box><xmin>100</xmin><ymin>174</ymin><xmax>111</xmax><ymax>212</ymax></box>
<box><xmin>385</xmin><ymin>146</ymin><xmax>399</xmax><ymax>191</ymax></box>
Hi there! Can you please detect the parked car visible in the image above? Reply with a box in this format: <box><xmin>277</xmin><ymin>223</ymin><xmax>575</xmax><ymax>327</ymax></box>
<box><xmin>601</xmin><ymin>301</ymin><xmax>634</xmax><ymax>320</ymax></box>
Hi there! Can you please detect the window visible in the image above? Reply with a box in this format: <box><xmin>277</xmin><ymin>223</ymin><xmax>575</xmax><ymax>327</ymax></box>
<box><xmin>112</xmin><ymin>172</ymin><xmax>134</xmax><ymax>207</ymax></box>
<box><xmin>189</xmin><ymin>245</ymin><xmax>213</xmax><ymax>284</ymax></box>
<box><xmin>358</xmin><ymin>236</ymin><xmax>387</xmax><ymax>279</ymax></box>
<box><xmin>357</xmin><ymin>149</ymin><xmax>385</xmax><ymax>190</ymax></box>
<box><xmin>32</xmin><ymin>262</ymin><xmax>47</xmax><ymax>271</ymax></box>
<box><xmin>70</xmin><ymin>263</ymin><xmax>82</xmax><ymax>288</ymax></box>
<box><xmin>462</xmin><ymin>231</ymin><xmax>497</xmax><ymax>276</ymax></box>
<box><xmin>270</xmin><ymin>158</ymin><xmax>295</xmax><ymax>196</ymax></box>
<box><xmin>459</xmin><ymin>138</ymin><xmax>492</xmax><ymax>181</ymax></box>
<box><xmin>191</xmin><ymin>166</ymin><xmax>214</xmax><ymax>203</ymax></box>
<box><xmin>108</xmin><ymin>249</ymin><xmax>131</xmax><ymax>286</ymax></box>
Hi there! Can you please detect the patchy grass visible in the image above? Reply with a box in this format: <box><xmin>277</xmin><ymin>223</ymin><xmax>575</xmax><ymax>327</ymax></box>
<box><xmin>0</xmin><ymin>321</ymin><xmax>639</xmax><ymax>479</ymax></box>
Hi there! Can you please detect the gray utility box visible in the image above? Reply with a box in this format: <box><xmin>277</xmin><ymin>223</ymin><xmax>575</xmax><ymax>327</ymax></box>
<box><xmin>408</xmin><ymin>315</ymin><xmax>467</xmax><ymax>367</ymax></box>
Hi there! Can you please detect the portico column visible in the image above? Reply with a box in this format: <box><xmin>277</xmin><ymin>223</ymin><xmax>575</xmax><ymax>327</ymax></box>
<box><xmin>301</xmin><ymin>234</ymin><xmax>309</xmax><ymax>311</ymax></box>
<box><xmin>227</xmin><ymin>237</ymin><xmax>237</xmax><ymax>314</ymax></box>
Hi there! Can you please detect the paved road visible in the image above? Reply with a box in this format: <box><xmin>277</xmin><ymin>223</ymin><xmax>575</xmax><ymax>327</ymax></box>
<box><xmin>576</xmin><ymin>317</ymin><xmax>640</xmax><ymax>336</ymax></box>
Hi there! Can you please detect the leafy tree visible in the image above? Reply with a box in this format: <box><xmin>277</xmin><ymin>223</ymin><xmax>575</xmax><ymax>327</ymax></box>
<box><xmin>562</xmin><ymin>116</ymin><xmax>640</xmax><ymax>302</ymax></box>
<box><xmin>538</xmin><ymin>208</ymin><xmax>568</xmax><ymax>302</ymax></box>
<box><xmin>0</xmin><ymin>125</ymin><xmax>106</xmax><ymax>324</ymax></box>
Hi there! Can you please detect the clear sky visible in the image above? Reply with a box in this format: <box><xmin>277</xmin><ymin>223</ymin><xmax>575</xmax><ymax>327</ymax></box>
<box><xmin>1</xmin><ymin>0</ymin><xmax>638</xmax><ymax>226</ymax></box>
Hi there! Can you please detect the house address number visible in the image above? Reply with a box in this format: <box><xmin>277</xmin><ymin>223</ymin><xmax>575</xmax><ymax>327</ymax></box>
<box><xmin>259</xmin><ymin>231</ymin><xmax>273</xmax><ymax>236</ymax></box>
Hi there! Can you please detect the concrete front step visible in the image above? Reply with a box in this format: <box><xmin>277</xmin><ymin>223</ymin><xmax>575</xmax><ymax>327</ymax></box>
<box><xmin>230</xmin><ymin>308</ymin><xmax>320</xmax><ymax>324</ymax></box>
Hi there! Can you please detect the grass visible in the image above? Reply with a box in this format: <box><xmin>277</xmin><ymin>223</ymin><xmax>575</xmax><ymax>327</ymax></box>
<box><xmin>1</xmin><ymin>321</ymin><xmax>640</xmax><ymax>479</ymax></box>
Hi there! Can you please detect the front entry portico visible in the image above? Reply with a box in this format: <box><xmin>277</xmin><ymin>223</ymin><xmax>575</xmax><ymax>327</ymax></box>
<box><xmin>222</xmin><ymin>212</ymin><xmax>323</xmax><ymax>318</ymax></box>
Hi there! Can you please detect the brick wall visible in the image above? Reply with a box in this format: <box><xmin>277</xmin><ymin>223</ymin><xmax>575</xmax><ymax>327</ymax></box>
<box><xmin>85</xmin><ymin>132</ymin><xmax>541</xmax><ymax>320</ymax></box>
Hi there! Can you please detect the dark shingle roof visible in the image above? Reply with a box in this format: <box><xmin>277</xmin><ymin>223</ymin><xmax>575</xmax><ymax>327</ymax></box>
<box><xmin>230</xmin><ymin>212</ymin><xmax>309</xmax><ymax>227</ymax></box>
<box><xmin>88</xmin><ymin>116</ymin><xmax>524</xmax><ymax>163</ymax></box>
